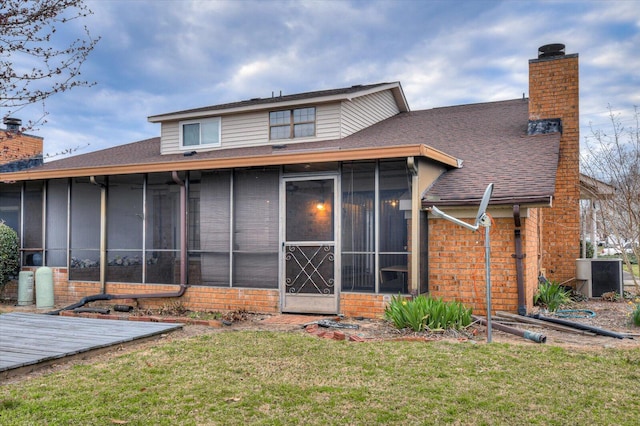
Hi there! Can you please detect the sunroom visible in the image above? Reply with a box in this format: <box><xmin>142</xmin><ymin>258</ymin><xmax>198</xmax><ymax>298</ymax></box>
<box><xmin>0</xmin><ymin>155</ymin><xmax>445</xmax><ymax>314</ymax></box>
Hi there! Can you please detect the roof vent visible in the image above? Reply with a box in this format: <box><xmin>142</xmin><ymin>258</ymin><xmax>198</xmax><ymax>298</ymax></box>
<box><xmin>538</xmin><ymin>43</ymin><xmax>565</xmax><ymax>59</ymax></box>
<box><xmin>3</xmin><ymin>117</ymin><xmax>21</xmax><ymax>131</ymax></box>
<box><xmin>527</xmin><ymin>118</ymin><xmax>562</xmax><ymax>135</ymax></box>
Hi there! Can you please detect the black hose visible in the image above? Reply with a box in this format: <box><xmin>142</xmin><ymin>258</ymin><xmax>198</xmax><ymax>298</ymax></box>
<box><xmin>46</xmin><ymin>294</ymin><xmax>114</xmax><ymax>315</ymax></box>
<box><xmin>530</xmin><ymin>314</ymin><xmax>632</xmax><ymax>339</ymax></box>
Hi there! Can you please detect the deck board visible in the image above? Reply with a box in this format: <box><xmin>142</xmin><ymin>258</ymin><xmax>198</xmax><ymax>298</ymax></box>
<box><xmin>0</xmin><ymin>312</ymin><xmax>183</xmax><ymax>374</ymax></box>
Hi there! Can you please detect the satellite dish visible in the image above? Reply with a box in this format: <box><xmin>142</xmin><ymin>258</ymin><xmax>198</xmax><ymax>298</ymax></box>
<box><xmin>430</xmin><ymin>183</ymin><xmax>494</xmax><ymax>232</ymax></box>
<box><xmin>475</xmin><ymin>183</ymin><xmax>494</xmax><ymax>227</ymax></box>
<box><xmin>429</xmin><ymin>183</ymin><xmax>495</xmax><ymax>343</ymax></box>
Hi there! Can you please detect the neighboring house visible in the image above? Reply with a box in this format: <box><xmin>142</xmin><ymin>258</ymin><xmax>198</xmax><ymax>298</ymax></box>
<box><xmin>579</xmin><ymin>173</ymin><xmax>616</xmax><ymax>256</ymax></box>
<box><xmin>0</xmin><ymin>44</ymin><xmax>580</xmax><ymax>318</ymax></box>
<box><xmin>0</xmin><ymin>118</ymin><xmax>44</xmax><ymax>173</ymax></box>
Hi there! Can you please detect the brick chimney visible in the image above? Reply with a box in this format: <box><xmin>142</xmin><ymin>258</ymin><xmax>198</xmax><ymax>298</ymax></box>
<box><xmin>1</xmin><ymin>117</ymin><xmax>44</xmax><ymax>171</ymax></box>
<box><xmin>528</xmin><ymin>43</ymin><xmax>580</xmax><ymax>283</ymax></box>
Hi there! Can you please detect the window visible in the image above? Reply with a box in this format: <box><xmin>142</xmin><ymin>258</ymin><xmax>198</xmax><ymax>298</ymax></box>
<box><xmin>180</xmin><ymin>117</ymin><xmax>221</xmax><ymax>148</ymax></box>
<box><xmin>270</xmin><ymin>107</ymin><xmax>315</xmax><ymax>140</ymax></box>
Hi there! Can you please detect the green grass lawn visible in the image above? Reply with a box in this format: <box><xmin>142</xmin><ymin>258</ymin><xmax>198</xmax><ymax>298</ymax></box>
<box><xmin>2</xmin><ymin>332</ymin><xmax>640</xmax><ymax>425</ymax></box>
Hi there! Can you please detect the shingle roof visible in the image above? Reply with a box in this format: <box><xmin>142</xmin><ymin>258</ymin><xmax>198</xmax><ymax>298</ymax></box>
<box><xmin>147</xmin><ymin>82</ymin><xmax>404</xmax><ymax>120</ymax></box>
<box><xmin>3</xmin><ymin>98</ymin><xmax>560</xmax><ymax>207</ymax></box>
<box><xmin>338</xmin><ymin>98</ymin><xmax>560</xmax><ymax>206</ymax></box>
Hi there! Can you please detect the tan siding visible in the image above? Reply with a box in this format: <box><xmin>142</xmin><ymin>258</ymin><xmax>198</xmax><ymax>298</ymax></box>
<box><xmin>160</xmin><ymin>122</ymin><xmax>180</xmax><ymax>155</ymax></box>
<box><xmin>315</xmin><ymin>104</ymin><xmax>342</xmax><ymax>140</ymax></box>
<box><xmin>161</xmin><ymin>104</ymin><xmax>344</xmax><ymax>154</ymax></box>
<box><xmin>341</xmin><ymin>90</ymin><xmax>399</xmax><ymax>137</ymax></box>
<box><xmin>158</xmin><ymin>89</ymin><xmax>400</xmax><ymax>154</ymax></box>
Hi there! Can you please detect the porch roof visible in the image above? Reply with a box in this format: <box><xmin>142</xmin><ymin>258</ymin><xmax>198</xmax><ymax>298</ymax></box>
<box><xmin>0</xmin><ymin>137</ymin><xmax>459</xmax><ymax>180</ymax></box>
<box><xmin>1</xmin><ymin>98</ymin><xmax>561</xmax><ymax>208</ymax></box>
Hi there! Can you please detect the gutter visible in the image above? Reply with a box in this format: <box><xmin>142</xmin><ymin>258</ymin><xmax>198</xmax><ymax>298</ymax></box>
<box><xmin>424</xmin><ymin>195</ymin><xmax>553</xmax><ymax>208</ymax></box>
<box><xmin>1</xmin><ymin>144</ymin><xmax>458</xmax><ymax>181</ymax></box>
<box><xmin>48</xmin><ymin>172</ymin><xmax>190</xmax><ymax>315</ymax></box>
<box><xmin>512</xmin><ymin>205</ymin><xmax>527</xmax><ymax>316</ymax></box>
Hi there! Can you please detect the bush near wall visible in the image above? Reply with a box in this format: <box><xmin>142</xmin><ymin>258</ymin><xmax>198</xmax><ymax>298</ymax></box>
<box><xmin>0</xmin><ymin>222</ymin><xmax>19</xmax><ymax>291</ymax></box>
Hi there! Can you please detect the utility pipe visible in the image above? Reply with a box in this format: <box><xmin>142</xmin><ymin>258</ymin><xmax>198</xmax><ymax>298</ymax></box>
<box><xmin>531</xmin><ymin>314</ymin><xmax>632</xmax><ymax>339</ymax></box>
<box><xmin>512</xmin><ymin>205</ymin><xmax>527</xmax><ymax>316</ymax></box>
<box><xmin>473</xmin><ymin>315</ymin><xmax>546</xmax><ymax>344</ymax></box>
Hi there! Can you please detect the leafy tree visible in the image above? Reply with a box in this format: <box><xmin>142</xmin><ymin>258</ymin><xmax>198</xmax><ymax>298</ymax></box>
<box><xmin>581</xmin><ymin>105</ymin><xmax>639</xmax><ymax>289</ymax></box>
<box><xmin>1</xmin><ymin>0</ymin><xmax>99</xmax><ymax>134</ymax></box>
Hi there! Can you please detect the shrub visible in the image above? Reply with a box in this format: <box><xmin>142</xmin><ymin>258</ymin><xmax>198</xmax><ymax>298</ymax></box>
<box><xmin>0</xmin><ymin>222</ymin><xmax>20</xmax><ymax>288</ymax></box>
<box><xmin>632</xmin><ymin>301</ymin><xmax>640</xmax><ymax>327</ymax></box>
<box><xmin>579</xmin><ymin>240</ymin><xmax>594</xmax><ymax>259</ymax></box>
<box><xmin>534</xmin><ymin>280</ymin><xmax>571</xmax><ymax>312</ymax></box>
<box><xmin>384</xmin><ymin>294</ymin><xmax>472</xmax><ymax>332</ymax></box>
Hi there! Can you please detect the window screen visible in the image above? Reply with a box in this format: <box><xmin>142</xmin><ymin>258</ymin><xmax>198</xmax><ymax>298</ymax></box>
<box><xmin>233</xmin><ymin>168</ymin><xmax>279</xmax><ymax>288</ymax></box>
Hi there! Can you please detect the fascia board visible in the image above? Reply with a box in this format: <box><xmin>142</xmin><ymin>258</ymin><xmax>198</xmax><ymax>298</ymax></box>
<box><xmin>0</xmin><ymin>144</ymin><xmax>458</xmax><ymax>181</ymax></box>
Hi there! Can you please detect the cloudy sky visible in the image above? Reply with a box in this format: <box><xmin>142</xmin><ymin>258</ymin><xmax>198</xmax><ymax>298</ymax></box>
<box><xmin>7</xmin><ymin>0</ymin><xmax>640</xmax><ymax>160</ymax></box>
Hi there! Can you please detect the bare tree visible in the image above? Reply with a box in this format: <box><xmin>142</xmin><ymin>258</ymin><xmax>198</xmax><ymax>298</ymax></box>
<box><xmin>581</xmin><ymin>105</ymin><xmax>640</xmax><ymax>289</ymax></box>
<box><xmin>1</xmin><ymin>0</ymin><xmax>99</xmax><ymax>133</ymax></box>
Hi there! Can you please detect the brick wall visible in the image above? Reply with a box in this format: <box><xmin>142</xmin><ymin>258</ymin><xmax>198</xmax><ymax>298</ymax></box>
<box><xmin>1</xmin><ymin>132</ymin><xmax>43</xmax><ymax>164</ymax></box>
<box><xmin>15</xmin><ymin>266</ymin><xmax>282</xmax><ymax>314</ymax></box>
<box><xmin>529</xmin><ymin>53</ymin><xmax>580</xmax><ymax>284</ymax></box>
<box><xmin>523</xmin><ymin>208</ymin><xmax>541</xmax><ymax>311</ymax></box>
<box><xmin>340</xmin><ymin>292</ymin><xmax>389</xmax><ymax>318</ymax></box>
<box><xmin>427</xmin><ymin>217</ymin><xmax>523</xmax><ymax>315</ymax></box>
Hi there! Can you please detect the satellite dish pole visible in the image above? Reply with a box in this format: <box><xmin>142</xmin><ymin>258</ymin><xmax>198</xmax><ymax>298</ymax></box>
<box><xmin>430</xmin><ymin>183</ymin><xmax>494</xmax><ymax>342</ymax></box>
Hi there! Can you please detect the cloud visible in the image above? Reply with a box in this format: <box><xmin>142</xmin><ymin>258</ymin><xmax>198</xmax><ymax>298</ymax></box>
<box><xmin>4</xmin><ymin>0</ymin><xmax>638</xmax><ymax>158</ymax></box>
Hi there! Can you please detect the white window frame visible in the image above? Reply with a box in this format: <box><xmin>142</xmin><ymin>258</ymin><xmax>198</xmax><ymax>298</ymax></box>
<box><xmin>179</xmin><ymin>117</ymin><xmax>221</xmax><ymax>149</ymax></box>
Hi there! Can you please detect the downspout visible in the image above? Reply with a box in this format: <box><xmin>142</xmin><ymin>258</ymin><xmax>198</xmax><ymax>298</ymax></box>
<box><xmin>48</xmin><ymin>172</ymin><xmax>189</xmax><ymax>315</ymax></box>
<box><xmin>512</xmin><ymin>205</ymin><xmax>527</xmax><ymax>316</ymax></box>
<box><xmin>90</xmin><ymin>176</ymin><xmax>107</xmax><ymax>294</ymax></box>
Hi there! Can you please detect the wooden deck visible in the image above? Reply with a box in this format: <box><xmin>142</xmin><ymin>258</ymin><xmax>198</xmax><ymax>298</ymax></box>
<box><xmin>0</xmin><ymin>312</ymin><xmax>183</xmax><ymax>379</ymax></box>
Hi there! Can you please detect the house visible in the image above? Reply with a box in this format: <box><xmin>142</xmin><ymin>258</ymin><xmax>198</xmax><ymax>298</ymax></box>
<box><xmin>1</xmin><ymin>118</ymin><xmax>44</xmax><ymax>173</ymax></box>
<box><xmin>0</xmin><ymin>44</ymin><xmax>579</xmax><ymax>318</ymax></box>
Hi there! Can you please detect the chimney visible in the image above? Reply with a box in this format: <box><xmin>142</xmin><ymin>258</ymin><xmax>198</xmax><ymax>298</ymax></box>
<box><xmin>528</xmin><ymin>43</ymin><xmax>580</xmax><ymax>286</ymax></box>
<box><xmin>3</xmin><ymin>117</ymin><xmax>22</xmax><ymax>132</ymax></box>
<box><xmin>529</xmin><ymin>43</ymin><xmax>578</xmax><ymax>122</ymax></box>
<box><xmin>537</xmin><ymin>43</ymin><xmax>565</xmax><ymax>59</ymax></box>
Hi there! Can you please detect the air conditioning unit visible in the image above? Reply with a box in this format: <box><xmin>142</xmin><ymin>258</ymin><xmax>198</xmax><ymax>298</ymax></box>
<box><xmin>575</xmin><ymin>258</ymin><xmax>623</xmax><ymax>298</ymax></box>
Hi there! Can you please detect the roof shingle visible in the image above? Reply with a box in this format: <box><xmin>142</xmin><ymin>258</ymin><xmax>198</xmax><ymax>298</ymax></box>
<box><xmin>3</xmin><ymin>98</ymin><xmax>560</xmax><ymax>207</ymax></box>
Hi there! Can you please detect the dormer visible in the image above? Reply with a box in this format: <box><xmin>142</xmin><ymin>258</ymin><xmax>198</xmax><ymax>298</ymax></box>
<box><xmin>148</xmin><ymin>82</ymin><xmax>409</xmax><ymax>155</ymax></box>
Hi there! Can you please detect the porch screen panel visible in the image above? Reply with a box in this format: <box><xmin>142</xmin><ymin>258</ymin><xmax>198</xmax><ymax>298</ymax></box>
<box><xmin>341</xmin><ymin>162</ymin><xmax>375</xmax><ymax>292</ymax></box>
<box><xmin>379</xmin><ymin>160</ymin><xmax>411</xmax><ymax>293</ymax></box>
<box><xmin>146</xmin><ymin>173</ymin><xmax>180</xmax><ymax>284</ymax></box>
<box><xmin>233</xmin><ymin>168</ymin><xmax>279</xmax><ymax>288</ymax></box>
<box><xmin>45</xmin><ymin>179</ymin><xmax>68</xmax><ymax>267</ymax></box>
<box><xmin>199</xmin><ymin>170</ymin><xmax>231</xmax><ymax>286</ymax></box>
<box><xmin>0</xmin><ymin>183</ymin><xmax>20</xmax><ymax>236</ymax></box>
<box><xmin>22</xmin><ymin>181</ymin><xmax>43</xmax><ymax>266</ymax></box>
<box><xmin>106</xmin><ymin>174</ymin><xmax>143</xmax><ymax>283</ymax></box>
<box><xmin>70</xmin><ymin>178</ymin><xmax>101</xmax><ymax>281</ymax></box>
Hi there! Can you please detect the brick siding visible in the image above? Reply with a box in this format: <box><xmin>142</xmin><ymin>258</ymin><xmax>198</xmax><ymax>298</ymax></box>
<box><xmin>1</xmin><ymin>132</ymin><xmax>43</xmax><ymax>164</ymax></box>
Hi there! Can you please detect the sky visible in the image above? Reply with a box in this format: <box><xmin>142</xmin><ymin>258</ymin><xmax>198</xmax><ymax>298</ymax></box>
<box><xmin>6</xmin><ymin>0</ymin><xmax>640</xmax><ymax>160</ymax></box>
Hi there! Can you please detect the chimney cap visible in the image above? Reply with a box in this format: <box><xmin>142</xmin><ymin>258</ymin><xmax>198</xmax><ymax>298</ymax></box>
<box><xmin>3</xmin><ymin>117</ymin><xmax>22</xmax><ymax>131</ymax></box>
<box><xmin>538</xmin><ymin>43</ymin><xmax>565</xmax><ymax>59</ymax></box>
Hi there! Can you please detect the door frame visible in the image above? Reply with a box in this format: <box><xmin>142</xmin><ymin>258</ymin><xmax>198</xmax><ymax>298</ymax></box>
<box><xmin>280</xmin><ymin>173</ymin><xmax>340</xmax><ymax>314</ymax></box>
